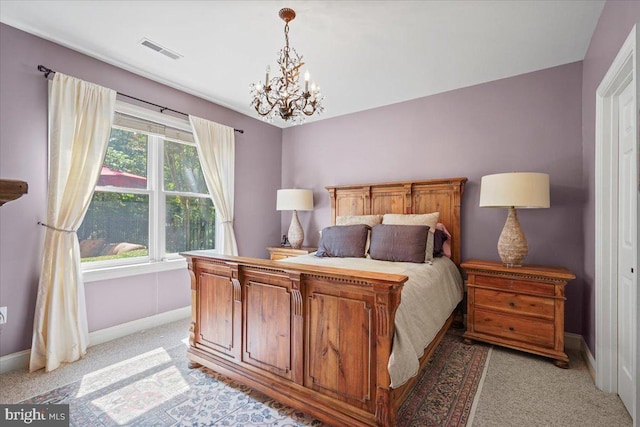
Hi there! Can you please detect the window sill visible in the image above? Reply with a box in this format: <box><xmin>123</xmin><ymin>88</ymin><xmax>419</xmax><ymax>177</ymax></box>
<box><xmin>82</xmin><ymin>258</ymin><xmax>188</xmax><ymax>283</ymax></box>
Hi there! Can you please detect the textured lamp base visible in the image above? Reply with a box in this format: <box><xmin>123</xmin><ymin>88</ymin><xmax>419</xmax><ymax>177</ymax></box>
<box><xmin>498</xmin><ymin>207</ymin><xmax>528</xmax><ymax>267</ymax></box>
<box><xmin>288</xmin><ymin>210</ymin><xmax>304</xmax><ymax>249</ymax></box>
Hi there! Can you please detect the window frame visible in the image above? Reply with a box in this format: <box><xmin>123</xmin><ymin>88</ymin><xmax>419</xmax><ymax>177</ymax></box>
<box><xmin>82</xmin><ymin>101</ymin><xmax>219</xmax><ymax>282</ymax></box>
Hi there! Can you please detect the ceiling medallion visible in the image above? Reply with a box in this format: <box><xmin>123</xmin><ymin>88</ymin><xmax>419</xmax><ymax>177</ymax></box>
<box><xmin>250</xmin><ymin>8</ymin><xmax>324</xmax><ymax>124</ymax></box>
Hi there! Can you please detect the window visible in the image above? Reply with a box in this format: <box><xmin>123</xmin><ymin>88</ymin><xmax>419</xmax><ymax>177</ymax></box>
<box><xmin>79</xmin><ymin>102</ymin><xmax>216</xmax><ymax>275</ymax></box>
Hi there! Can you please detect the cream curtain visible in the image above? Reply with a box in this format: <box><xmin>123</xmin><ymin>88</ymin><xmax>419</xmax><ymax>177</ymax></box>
<box><xmin>30</xmin><ymin>73</ymin><xmax>116</xmax><ymax>372</ymax></box>
<box><xmin>189</xmin><ymin>116</ymin><xmax>238</xmax><ymax>255</ymax></box>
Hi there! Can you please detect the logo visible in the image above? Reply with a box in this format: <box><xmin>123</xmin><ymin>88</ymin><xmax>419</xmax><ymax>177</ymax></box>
<box><xmin>1</xmin><ymin>405</ymin><xmax>69</xmax><ymax>426</ymax></box>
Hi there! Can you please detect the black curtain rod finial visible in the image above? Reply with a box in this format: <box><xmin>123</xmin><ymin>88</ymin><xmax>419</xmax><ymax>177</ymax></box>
<box><xmin>36</xmin><ymin>64</ymin><xmax>245</xmax><ymax>134</ymax></box>
<box><xmin>37</xmin><ymin>65</ymin><xmax>53</xmax><ymax>78</ymax></box>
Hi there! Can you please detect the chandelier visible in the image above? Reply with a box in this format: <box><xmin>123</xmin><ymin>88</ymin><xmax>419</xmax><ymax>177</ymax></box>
<box><xmin>250</xmin><ymin>8</ymin><xmax>324</xmax><ymax>124</ymax></box>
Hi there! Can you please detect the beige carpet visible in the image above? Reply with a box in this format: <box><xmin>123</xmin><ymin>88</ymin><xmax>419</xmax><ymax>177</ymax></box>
<box><xmin>0</xmin><ymin>320</ymin><xmax>191</xmax><ymax>404</ymax></box>
<box><xmin>470</xmin><ymin>346</ymin><xmax>632</xmax><ymax>426</ymax></box>
<box><xmin>0</xmin><ymin>318</ymin><xmax>632</xmax><ymax>426</ymax></box>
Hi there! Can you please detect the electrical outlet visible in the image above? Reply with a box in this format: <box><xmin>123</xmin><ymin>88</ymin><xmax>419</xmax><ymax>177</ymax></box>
<box><xmin>0</xmin><ymin>306</ymin><xmax>7</xmax><ymax>324</ymax></box>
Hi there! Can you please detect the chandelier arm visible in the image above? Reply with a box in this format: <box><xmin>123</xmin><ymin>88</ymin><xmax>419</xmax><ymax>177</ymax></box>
<box><xmin>253</xmin><ymin>99</ymin><xmax>272</xmax><ymax>117</ymax></box>
<box><xmin>254</xmin><ymin>101</ymin><xmax>273</xmax><ymax>115</ymax></box>
<box><xmin>253</xmin><ymin>91</ymin><xmax>279</xmax><ymax>116</ymax></box>
<box><xmin>263</xmin><ymin>88</ymin><xmax>278</xmax><ymax>109</ymax></box>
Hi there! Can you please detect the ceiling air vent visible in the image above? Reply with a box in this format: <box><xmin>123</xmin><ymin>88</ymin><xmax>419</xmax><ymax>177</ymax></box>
<box><xmin>139</xmin><ymin>38</ymin><xmax>182</xmax><ymax>60</ymax></box>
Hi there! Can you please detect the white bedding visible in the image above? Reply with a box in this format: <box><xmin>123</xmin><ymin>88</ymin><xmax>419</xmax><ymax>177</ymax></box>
<box><xmin>279</xmin><ymin>254</ymin><xmax>463</xmax><ymax>388</ymax></box>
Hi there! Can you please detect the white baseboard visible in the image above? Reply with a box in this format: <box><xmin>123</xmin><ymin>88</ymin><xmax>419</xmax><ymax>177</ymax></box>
<box><xmin>0</xmin><ymin>349</ymin><xmax>31</xmax><ymax>375</ymax></box>
<box><xmin>581</xmin><ymin>337</ymin><xmax>596</xmax><ymax>382</ymax></box>
<box><xmin>88</xmin><ymin>306</ymin><xmax>191</xmax><ymax>347</ymax></box>
<box><xmin>565</xmin><ymin>332</ymin><xmax>596</xmax><ymax>381</ymax></box>
<box><xmin>0</xmin><ymin>306</ymin><xmax>191</xmax><ymax>374</ymax></box>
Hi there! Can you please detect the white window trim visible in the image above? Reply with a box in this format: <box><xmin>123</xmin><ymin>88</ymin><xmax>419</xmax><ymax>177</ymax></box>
<box><xmin>81</xmin><ymin>101</ymin><xmax>220</xmax><ymax>281</ymax></box>
<box><xmin>83</xmin><ymin>257</ymin><xmax>188</xmax><ymax>283</ymax></box>
<box><xmin>115</xmin><ymin>100</ymin><xmax>192</xmax><ymax>133</ymax></box>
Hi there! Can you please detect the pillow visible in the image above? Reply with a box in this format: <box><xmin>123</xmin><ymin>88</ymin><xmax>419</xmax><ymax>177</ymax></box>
<box><xmin>435</xmin><ymin>223</ymin><xmax>452</xmax><ymax>258</ymax></box>
<box><xmin>382</xmin><ymin>213</ymin><xmax>440</xmax><ymax>260</ymax></box>
<box><xmin>368</xmin><ymin>224</ymin><xmax>429</xmax><ymax>263</ymax></box>
<box><xmin>425</xmin><ymin>232</ymin><xmax>434</xmax><ymax>264</ymax></box>
<box><xmin>315</xmin><ymin>224</ymin><xmax>369</xmax><ymax>258</ymax></box>
<box><xmin>433</xmin><ymin>229</ymin><xmax>448</xmax><ymax>257</ymax></box>
<box><xmin>382</xmin><ymin>213</ymin><xmax>440</xmax><ymax>234</ymax></box>
<box><xmin>336</xmin><ymin>214</ymin><xmax>383</xmax><ymax>227</ymax></box>
<box><xmin>336</xmin><ymin>214</ymin><xmax>383</xmax><ymax>255</ymax></box>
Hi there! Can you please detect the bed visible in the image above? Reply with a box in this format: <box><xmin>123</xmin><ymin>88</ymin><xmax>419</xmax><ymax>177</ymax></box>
<box><xmin>182</xmin><ymin>177</ymin><xmax>467</xmax><ymax>427</ymax></box>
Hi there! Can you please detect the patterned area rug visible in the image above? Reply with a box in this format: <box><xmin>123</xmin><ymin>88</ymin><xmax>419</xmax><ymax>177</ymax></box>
<box><xmin>22</xmin><ymin>330</ymin><xmax>489</xmax><ymax>426</ymax></box>
<box><xmin>397</xmin><ymin>331</ymin><xmax>490</xmax><ymax>426</ymax></box>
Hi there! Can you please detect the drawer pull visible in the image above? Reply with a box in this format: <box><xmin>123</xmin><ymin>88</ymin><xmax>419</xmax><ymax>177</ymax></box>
<box><xmin>509</xmin><ymin>301</ymin><xmax>515</xmax><ymax>307</ymax></box>
<box><xmin>509</xmin><ymin>326</ymin><xmax>515</xmax><ymax>331</ymax></box>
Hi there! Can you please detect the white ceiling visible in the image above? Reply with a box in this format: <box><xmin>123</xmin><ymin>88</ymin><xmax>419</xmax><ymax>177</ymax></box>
<box><xmin>0</xmin><ymin>0</ymin><xmax>605</xmax><ymax>128</ymax></box>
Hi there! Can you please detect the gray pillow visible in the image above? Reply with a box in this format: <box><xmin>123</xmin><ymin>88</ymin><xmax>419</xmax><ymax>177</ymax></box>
<box><xmin>369</xmin><ymin>224</ymin><xmax>430</xmax><ymax>263</ymax></box>
<box><xmin>315</xmin><ymin>224</ymin><xmax>369</xmax><ymax>258</ymax></box>
<box><xmin>433</xmin><ymin>229</ymin><xmax>448</xmax><ymax>257</ymax></box>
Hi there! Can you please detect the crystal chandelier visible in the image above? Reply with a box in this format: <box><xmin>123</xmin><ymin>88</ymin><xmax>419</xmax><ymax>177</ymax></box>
<box><xmin>250</xmin><ymin>8</ymin><xmax>324</xmax><ymax>124</ymax></box>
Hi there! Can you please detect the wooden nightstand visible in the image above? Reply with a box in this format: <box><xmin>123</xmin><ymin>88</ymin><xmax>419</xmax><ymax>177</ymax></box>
<box><xmin>267</xmin><ymin>246</ymin><xmax>317</xmax><ymax>260</ymax></box>
<box><xmin>461</xmin><ymin>259</ymin><xmax>575</xmax><ymax>368</ymax></box>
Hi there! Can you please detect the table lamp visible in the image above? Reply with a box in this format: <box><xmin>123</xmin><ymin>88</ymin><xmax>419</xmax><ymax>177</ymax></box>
<box><xmin>479</xmin><ymin>172</ymin><xmax>550</xmax><ymax>266</ymax></box>
<box><xmin>277</xmin><ymin>189</ymin><xmax>314</xmax><ymax>249</ymax></box>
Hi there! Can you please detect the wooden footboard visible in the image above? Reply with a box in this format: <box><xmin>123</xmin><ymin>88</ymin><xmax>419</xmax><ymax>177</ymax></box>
<box><xmin>183</xmin><ymin>253</ymin><xmax>416</xmax><ymax>426</ymax></box>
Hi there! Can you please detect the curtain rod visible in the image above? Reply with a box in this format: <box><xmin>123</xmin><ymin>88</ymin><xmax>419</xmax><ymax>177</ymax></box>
<box><xmin>37</xmin><ymin>65</ymin><xmax>244</xmax><ymax>134</ymax></box>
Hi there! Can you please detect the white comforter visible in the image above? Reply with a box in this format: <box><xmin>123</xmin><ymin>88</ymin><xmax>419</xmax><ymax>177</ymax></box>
<box><xmin>279</xmin><ymin>254</ymin><xmax>463</xmax><ymax>388</ymax></box>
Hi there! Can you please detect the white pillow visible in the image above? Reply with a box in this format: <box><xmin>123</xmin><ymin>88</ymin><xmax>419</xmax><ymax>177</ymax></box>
<box><xmin>336</xmin><ymin>214</ymin><xmax>383</xmax><ymax>227</ymax></box>
<box><xmin>382</xmin><ymin>213</ymin><xmax>440</xmax><ymax>234</ymax></box>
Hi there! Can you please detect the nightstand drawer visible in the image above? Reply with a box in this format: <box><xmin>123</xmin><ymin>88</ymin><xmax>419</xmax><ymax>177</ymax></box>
<box><xmin>474</xmin><ymin>288</ymin><xmax>554</xmax><ymax>320</ymax></box>
<box><xmin>474</xmin><ymin>308</ymin><xmax>554</xmax><ymax>348</ymax></box>
<box><xmin>475</xmin><ymin>275</ymin><xmax>555</xmax><ymax>296</ymax></box>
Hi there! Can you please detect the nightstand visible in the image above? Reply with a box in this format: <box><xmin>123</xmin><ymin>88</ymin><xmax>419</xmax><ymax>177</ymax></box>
<box><xmin>267</xmin><ymin>246</ymin><xmax>317</xmax><ymax>260</ymax></box>
<box><xmin>461</xmin><ymin>259</ymin><xmax>575</xmax><ymax>368</ymax></box>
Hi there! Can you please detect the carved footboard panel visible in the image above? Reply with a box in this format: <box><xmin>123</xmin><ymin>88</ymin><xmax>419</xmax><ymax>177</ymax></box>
<box><xmin>183</xmin><ymin>253</ymin><xmax>407</xmax><ymax>427</ymax></box>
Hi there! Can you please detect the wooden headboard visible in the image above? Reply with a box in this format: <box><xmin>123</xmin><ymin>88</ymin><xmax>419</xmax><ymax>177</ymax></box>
<box><xmin>326</xmin><ymin>177</ymin><xmax>468</xmax><ymax>265</ymax></box>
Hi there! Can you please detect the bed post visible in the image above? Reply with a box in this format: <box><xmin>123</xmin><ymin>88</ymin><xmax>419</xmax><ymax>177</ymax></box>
<box><xmin>187</xmin><ymin>260</ymin><xmax>201</xmax><ymax>369</ymax></box>
<box><xmin>451</xmin><ymin>178</ymin><xmax>466</xmax><ymax>266</ymax></box>
<box><xmin>328</xmin><ymin>188</ymin><xmax>337</xmax><ymax>225</ymax></box>
<box><xmin>374</xmin><ymin>285</ymin><xmax>402</xmax><ymax>426</ymax></box>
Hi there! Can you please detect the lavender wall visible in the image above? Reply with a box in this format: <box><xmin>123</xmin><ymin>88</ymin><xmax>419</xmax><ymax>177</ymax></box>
<box><xmin>0</xmin><ymin>23</ymin><xmax>283</xmax><ymax>356</ymax></box>
<box><xmin>581</xmin><ymin>1</ymin><xmax>640</xmax><ymax>353</ymax></box>
<box><xmin>282</xmin><ymin>62</ymin><xmax>585</xmax><ymax>335</ymax></box>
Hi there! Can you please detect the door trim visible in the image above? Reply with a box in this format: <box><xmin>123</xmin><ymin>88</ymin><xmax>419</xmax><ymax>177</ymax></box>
<box><xmin>595</xmin><ymin>24</ymin><xmax>638</xmax><ymax>423</ymax></box>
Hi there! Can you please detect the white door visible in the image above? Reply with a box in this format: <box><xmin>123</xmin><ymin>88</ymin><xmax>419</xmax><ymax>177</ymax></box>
<box><xmin>617</xmin><ymin>80</ymin><xmax>637</xmax><ymax>417</ymax></box>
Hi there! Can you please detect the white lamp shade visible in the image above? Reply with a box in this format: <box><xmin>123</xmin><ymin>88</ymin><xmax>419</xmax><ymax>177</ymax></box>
<box><xmin>276</xmin><ymin>189</ymin><xmax>314</xmax><ymax>211</ymax></box>
<box><xmin>479</xmin><ymin>173</ymin><xmax>550</xmax><ymax>208</ymax></box>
